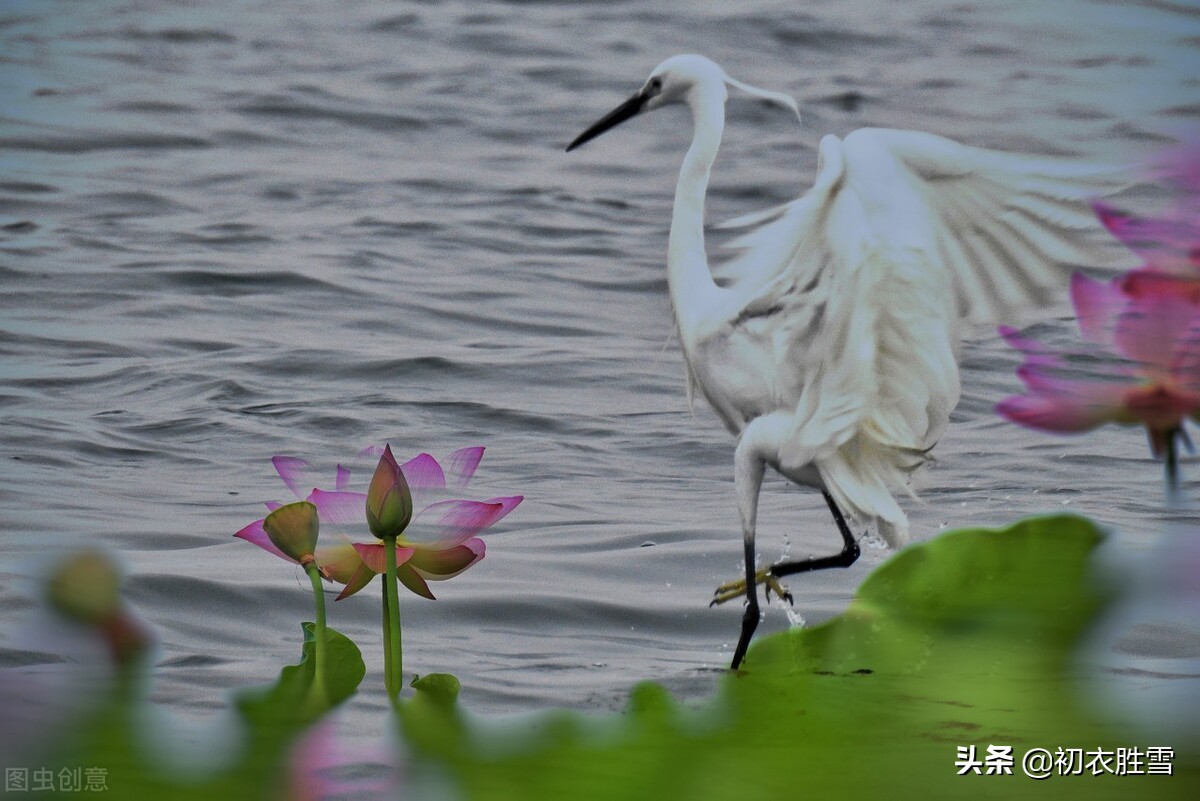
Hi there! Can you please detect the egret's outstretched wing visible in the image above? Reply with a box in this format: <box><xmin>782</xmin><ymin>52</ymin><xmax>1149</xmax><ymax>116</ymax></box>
<box><xmin>713</xmin><ymin>129</ymin><xmax>1126</xmax><ymax>542</ymax></box>
<box><xmin>721</xmin><ymin>128</ymin><xmax>1128</xmax><ymax>323</ymax></box>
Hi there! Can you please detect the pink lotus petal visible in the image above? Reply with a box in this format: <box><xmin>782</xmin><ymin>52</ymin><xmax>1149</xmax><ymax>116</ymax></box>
<box><xmin>335</xmin><ymin>465</ymin><xmax>351</xmax><ymax>492</ymax></box>
<box><xmin>398</xmin><ymin>452</ymin><xmax>447</xmax><ymax>511</ymax></box>
<box><xmin>406</xmin><ymin>498</ymin><xmax>510</xmax><ymax>549</ymax></box>
<box><xmin>997</xmin><ymin>326</ymin><xmax>1069</xmax><ymax>380</ymax></box>
<box><xmin>351</xmin><ymin>542</ymin><xmax>416</xmax><ymax>574</ymax></box>
<box><xmin>1117</xmin><ymin>274</ymin><xmax>1200</xmax><ymax>378</ymax></box>
<box><xmin>265</xmin><ymin>500</ymin><xmax>283</xmax><ymax>512</ymax></box>
<box><xmin>1070</xmin><ymin>273</ymin><xmax>1124</xmax><ymax>345</ymax></box>
<box><xmin>234</xmin><ymin>519</ymin><xmax>296</xmax><ymax>564</ymax></box>
<box><xmin>1152</xmin><ymin>321</ymin><xmax>1200</xmax><ymax>383</ymax></box>
<box><xmin>1091</xmin><ymin>202</ymin><xmax>1172</xmax><ymax>261</ymax></box>
<box><xmin>411</xmin><ymin>538</ymin><xmax>485</xmax><ymax>580</ymax></box>
<box><xmin>480</xmin><ymin>495</ymin><xmax>523</xmax><ymax>525</ymax></box>
<box><xmin>285</xmin><ymin>718</ymin><xmax>400</xmax><ymax>800</ymax></box>
<box><xmin>308</xmin><ymin>489</ymin><xmax>367</xmax><ymax>527</ymax></box>
<box><xmin>1149</xmin><ymin>139</ymin><xmax>1200</xmax><ymax>196</ymax></box>
<box><xmin>443</xmin><ymin>447</ymin><xmax>485</xmax><ymax>488</ymax></box>
<box><xmin>1172</xmin><ymin>319</ymin><xmax>1200</xmax><ymax>386</ymax></box>
<box><xmin>996</xmin><ymin>383</ymin><xmax>1125</xmax><ymax>433</ymax></box>
<box><xmin>272</xmin><ymin>456</ymin><xmax>312</xmax><ymax>499</ymax></box>
<box><xmin>1122</xmin><ymin>383</ymin><xmax>1200</xmax><ymax>429</ymax></box>
<box><xmin>397</xmin><ymin>564</ymin><xmax>436</xmax><ymax>600</ymax></box>
<box><xmin>1113</xmin><ymin>290</ymin><xmax>1198</xmax><ymax>374</ymax></box>
<box><xmin>1014</xmin><ymin>363</ymin><xmax>1074</xmax><ymax>393</ymax></box>
<box><xmin>1119</xmin><ymin>269</ymin><xmax>1200</xmax><ymax>303</ymax></box>
<box><xmin>1015</xmin><ymin>354</ymin><xmax>1141</xmax><ymax>391</ymax></box>
<box><xmin>1092</xmin><ymin>201</ymin><xmax>1143</xmax><ymax>246</ymax></box>
<box><xmin>997</xmin><ymin>325</ymin><xmax>1049</xmax><ymax>357</ymax></box>
<box><xmin>400</xmin><ymin>453</ymin><xmax>445</xmax><ymax>491</ymax></box>
<box><xmin>285</xmin><ymin>721</ymin><xmax>337</xmax><ymax>801</ymax></box>
<box><xmin>357</xmin><ymin>445</ymin><xmax>385</xmax><ymax>461</ymax></box>
<box><xmin>1093</xmin><ymin>201</ymin><xmax>1200</xmax><ymax>276</ymax></box>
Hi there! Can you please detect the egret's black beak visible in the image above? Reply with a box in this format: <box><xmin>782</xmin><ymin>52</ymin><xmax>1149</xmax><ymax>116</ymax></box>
<box><xmin>566</xmin><ymin>90</ymin><xmax>648</xmax><ymax>152</ymax></box>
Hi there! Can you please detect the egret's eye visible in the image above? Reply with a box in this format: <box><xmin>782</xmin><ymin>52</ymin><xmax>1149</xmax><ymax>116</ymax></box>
<box><xmin>647</xmin><ymin>76</ymin><xmax>663</xmax><ymax>94</ymax></box>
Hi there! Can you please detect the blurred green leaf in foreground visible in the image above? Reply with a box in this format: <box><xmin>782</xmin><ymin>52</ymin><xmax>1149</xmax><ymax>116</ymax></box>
<box><xmin>402</xmin><ymin>515</ymin><xmax>1198</xmax><ymax>801</ymax></box>
<box><xmin>42</xmin><ymin>621</ymin><xmax>364</xmax><ymax>800</ymax></box>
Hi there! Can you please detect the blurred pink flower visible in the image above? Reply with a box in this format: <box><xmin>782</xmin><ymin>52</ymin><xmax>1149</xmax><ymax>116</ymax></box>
<box><xmin>999</xmin><ymin>140</ymin><xmax>1200</xmax><ymax>462</ymax></box>
<box><xmin>998</xmin><ymin>271</ymin><xmax>1200</xmax><ymax>457</ymax></box>
<box><xmin>284</xmin><ymin>717</ymin><xmax>401</xmax><ymax>801</ymax></box>
<box><xmin>1091</xmin><ymin>201</ymin><xmax>1200</xmax><ymax>278</ymax></box>
<box><xmin>309</xmin><ymin>445</ymin><xmax>522</xmax><ymax>600</ymax></box>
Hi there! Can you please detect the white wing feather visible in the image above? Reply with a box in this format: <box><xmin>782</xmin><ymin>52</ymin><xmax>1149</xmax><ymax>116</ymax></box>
<box><xmin>721</xmin><ymin>128</ymin><xmax>1126</xmax><ymax>322</ymax></box>
<box><xmin>714</xmin><ymin>128</ymin><xmax>1126</xmax><ymax>544</ymax></box>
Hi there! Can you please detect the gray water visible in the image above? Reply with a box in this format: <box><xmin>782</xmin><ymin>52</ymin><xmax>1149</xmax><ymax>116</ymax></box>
<box><xmin>2</xmin><ymin>0</ymin><xmax>1198</xmax><ymax>771</ymax></box>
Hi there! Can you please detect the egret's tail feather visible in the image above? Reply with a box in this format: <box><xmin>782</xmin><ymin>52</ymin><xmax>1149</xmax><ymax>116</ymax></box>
<box><xmin>817</xmin><ymin>431</ymin><xmax>919</xmax><ymax>549</ymax></box>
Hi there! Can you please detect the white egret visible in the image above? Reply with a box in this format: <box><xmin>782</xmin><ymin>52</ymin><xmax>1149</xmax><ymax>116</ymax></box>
<box><xmin>567</xmin><ymin>54</ymin><xmax>1121</xmax><ymax>670</ymax></box>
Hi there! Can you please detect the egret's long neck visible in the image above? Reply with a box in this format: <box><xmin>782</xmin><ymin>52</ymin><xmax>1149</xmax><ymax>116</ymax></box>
<box><xmin>668</xmin><ymin>82</ymin><xmax>726</xmax><ymax>342</ymax></box>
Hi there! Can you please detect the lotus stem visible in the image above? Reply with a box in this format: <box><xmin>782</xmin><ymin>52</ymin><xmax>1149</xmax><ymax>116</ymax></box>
<box><xmin>303</xmin><ymin>559</ymin><xmax>328</xmax><ymax>704</ymax></box>
<box><xmin>1165</xmin><ymin>428</ymin><xmax>1180</xmax><ymax>505</ymax></box>
<box><xmin>381</xmin><ymin>583</ymin><xmax>393</xmax><ymax>697</ymax></box>
<box><xmin>382</xmin><ymin>536</ymin><xmax>403</xmax><ymax>704</ymax></box>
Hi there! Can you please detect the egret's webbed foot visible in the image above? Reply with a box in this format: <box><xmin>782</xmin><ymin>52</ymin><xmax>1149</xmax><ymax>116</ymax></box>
<box><xmin>710</xmin><ymin>568</ymin><xmax>793</xmax><ymax>607</ymax></box>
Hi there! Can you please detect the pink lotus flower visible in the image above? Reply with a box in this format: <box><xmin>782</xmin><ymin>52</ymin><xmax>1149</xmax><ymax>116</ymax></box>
<box><xmin>233</xmin><ymin>456</ymin><xmax>348</xmax><ymax>577</ymax></box>
<box><xmin>308</xmin><ymin>445</ymin><xmax>522</xmax><ymax>600</ymax></box>
<box><xmin>235</xmin><ymin>461</ymin><xmax>341</xmax><ymax>697</ymax></box>
<box><xmin>235</xmin><ymin>446</ymin><xmax>522</xmax><ymax>598</ymax></box>
<box><xmin>999</xmin><ymin>148</ymin><xmax>1200</xmax><ymax>468</ymax></box>
<box><xmin>998</xmin><ymin>272</ymin><xmax>1200</xmax><ymax>457</ymax></box>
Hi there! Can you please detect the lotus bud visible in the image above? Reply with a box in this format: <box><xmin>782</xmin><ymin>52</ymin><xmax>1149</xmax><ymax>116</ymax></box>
<box><xmin>365</xmin><ymin>445</ymin><xmax>413</xmax><ymax>539</ymax></box>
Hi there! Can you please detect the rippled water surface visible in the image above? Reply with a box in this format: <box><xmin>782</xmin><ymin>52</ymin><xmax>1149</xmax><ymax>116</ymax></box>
<box><xmin>2</xmin><ymin>0</ymin><xmax>1199</xmax><ymax>763</ymax></box>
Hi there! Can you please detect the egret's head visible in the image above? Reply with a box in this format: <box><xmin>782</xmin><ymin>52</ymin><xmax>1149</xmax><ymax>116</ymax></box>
<box><xmin>566</xmin><ymin>54</ymin><xmax>800</xmax><ymax>152</ymax></box>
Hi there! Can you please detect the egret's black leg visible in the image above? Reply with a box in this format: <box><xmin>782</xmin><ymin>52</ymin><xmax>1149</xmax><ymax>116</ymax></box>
<box><xmin>768</xmin><ymin>490</ymin><xmax>861</xmax><ymax>585</ymax></box>
<box><xmin>726</xmin><ymin>426</ymin><xmax>770</xmax><ymax>671</ymax></box>
<box><xmin>717</xmin><ymin>490</ymin><xmax>860</xmax><ymax>608</ymax></box>
<box><xmin>729</xmin><ymin>534</ymin><xmax>760</xmax><ymax>670</ymax></box>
